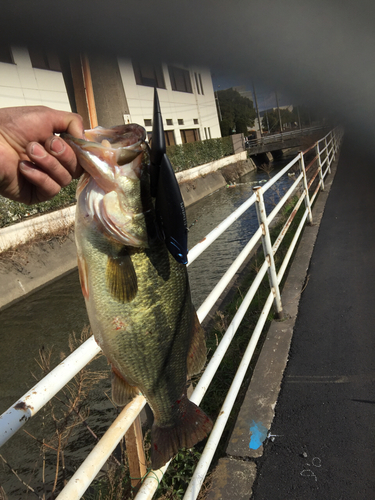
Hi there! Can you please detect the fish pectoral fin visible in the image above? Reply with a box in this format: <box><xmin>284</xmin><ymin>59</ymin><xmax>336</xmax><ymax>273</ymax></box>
<box><xmin>187</xmin><ymin>310</ymin><xmax>207</xmax><ymax>376</ymax></box>
<box><xmin>77</xmin><ymin>253</ymin><xmax>89</xmax><ymax>299</ymax></box>
<box><xmin>111</xmin><ymin>368</ymin><xmax>139</xmax><ymax>406</ymax></box>
<box><xmin>151</xmin><ymin>396</ymin><xmax>212</xmax><ymax>470</ymax></box>
<box><xmin>106</xmin><ymin>248</ymin><xmax>138</xmax><ymax>303</ymax></box>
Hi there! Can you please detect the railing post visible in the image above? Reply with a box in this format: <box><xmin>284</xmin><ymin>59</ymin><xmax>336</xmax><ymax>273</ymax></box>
<box><xmin>125</xmin><ymin>415</ymin><xmax>147</xmax><ymax>490</ymax></box>
<box><xmin>325</xmin><ymin>136</ymin><xmax>331</xmax><ymax>174</ymax></box>
<box><xmin>332</xmin><ymin>129</ymin><xmax>337</xmax><ymax>158</ymax></box>
<box><xmin>316</xmin><ymin>141</ymin><xmax>325</xmax><ymax>191</ymax></box>
<box><xmin>299</xmin><ymin>152</ymin><xmax>313</xmax><ymax>224</ymax></box>
<box><xmin>253</xmin><ymin>186</ymin><xmax>284</xmax><ymax>319</ymax></box>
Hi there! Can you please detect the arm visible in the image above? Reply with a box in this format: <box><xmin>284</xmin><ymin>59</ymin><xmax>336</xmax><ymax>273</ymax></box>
<box><xmin>0</xmin><ymin>106</ymin><xmax>84</xmax><ymax>205</ymax></box>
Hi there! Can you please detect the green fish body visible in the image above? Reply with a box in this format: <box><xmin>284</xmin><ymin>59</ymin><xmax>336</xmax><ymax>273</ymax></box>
<box><xmin>63</xmin><ymin>124</ymin><xmax>212</xmax><ymax>469</ymax></box>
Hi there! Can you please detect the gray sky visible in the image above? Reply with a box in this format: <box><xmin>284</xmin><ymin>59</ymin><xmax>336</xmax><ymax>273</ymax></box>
<box><xmin>2</xmin><ymin>1</ymin><xmax>375</xmax><ymax>133</ymax></box>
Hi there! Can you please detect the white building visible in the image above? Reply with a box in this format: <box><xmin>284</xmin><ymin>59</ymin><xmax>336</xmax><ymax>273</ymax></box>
<box><xmin>0</xmin><ymin>46</ymin><xmax>221</xmax><ymax>145</ymax></box>
<box><xmin>0</xmin><ymin>46</ymin><xmax>71</xmax><ymax>111</ymax></box>
<box><xmin>118</xmin><ymin>59</ymin><xmax>221</xmax><ymax>145</ymax></box>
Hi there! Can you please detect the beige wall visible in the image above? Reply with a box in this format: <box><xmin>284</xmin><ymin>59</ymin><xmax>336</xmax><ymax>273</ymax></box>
<box><xmin>0</xmin><ymin>46</ymin><xmax>71</xmax><ymax>110</ymax></box>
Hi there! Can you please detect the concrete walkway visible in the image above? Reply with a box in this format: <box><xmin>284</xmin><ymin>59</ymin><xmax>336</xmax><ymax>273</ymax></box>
<box><xmin>207</xmin><ymin>135</ymin><xmax>375</xmax><ymax>499</ymax></box>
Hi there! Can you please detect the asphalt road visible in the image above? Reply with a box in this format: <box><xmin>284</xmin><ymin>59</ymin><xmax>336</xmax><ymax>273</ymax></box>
<box><xmin>252</xmin><ymin>137</ymin><xmax>375</xmax><ymax>499</ymax></box>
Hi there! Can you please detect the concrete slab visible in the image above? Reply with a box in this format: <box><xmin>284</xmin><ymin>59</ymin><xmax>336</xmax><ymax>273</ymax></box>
<box><xmin>0</xmin><ymin>234</ymin><xmax>77</xmax><ymax>311</ymax></box>
<box><xmin>206</xmin><ymin>457</ymin><xmax>257</xmax><ymax>500</ymax></box>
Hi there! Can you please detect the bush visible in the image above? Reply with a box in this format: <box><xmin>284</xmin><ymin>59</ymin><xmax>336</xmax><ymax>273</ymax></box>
<box><xmin>167</xmin><ymin>137</ymin><xmax>233</xmax><ymax>172</ymax></box>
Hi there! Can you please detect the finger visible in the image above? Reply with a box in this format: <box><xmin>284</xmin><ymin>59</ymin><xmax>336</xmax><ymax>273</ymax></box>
<box><xmin>26</xmin><ymin>142</ymin><xmax>73</xmax><ymax>187</ymax></box>
<box><xmin>44</xmin><ymin>136</ymin><xmax>84</xmax><ymax>179</ymax></box>
<box><xmin>19</xmin><ymin>161</ymin><xmax>62</xmax><ymax>204</ymax></box>
<box><xmin>51</xmin><ymin>110</ymin><xmax>84</xmax><ymax>138</ymax></box>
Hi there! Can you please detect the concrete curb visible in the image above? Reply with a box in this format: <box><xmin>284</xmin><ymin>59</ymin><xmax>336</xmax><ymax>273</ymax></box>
<box><xmin>206</xmin><ymin>156</ymin><xmax>340</xmax><ymax>499</ymax></box>
<box><xmin>175</xmin><ymin>151</ymin><xmax>249</xmax><ymax>182</ymax></box>
<box><xmin>0</xmin><ymin>205</ymin><xmax>75</xmax><ymax>252</ymax></box>
<box><xmin>0</xmin><ymin>234</ymin><xmax>78</xmax><ymax>312</ymax></box>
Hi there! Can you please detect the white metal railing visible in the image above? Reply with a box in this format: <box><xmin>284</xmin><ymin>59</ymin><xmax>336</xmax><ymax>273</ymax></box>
<box><xmin>0</xmin><ymin>126</ymin><xmax>344</xmax><ymax>499</ymax></box>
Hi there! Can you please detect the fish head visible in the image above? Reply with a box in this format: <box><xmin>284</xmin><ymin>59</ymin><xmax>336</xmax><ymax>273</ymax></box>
<box><xmin>62</xmin><ymin>124</ymin><xmax>154</xmax><ymax>247</ymax></box>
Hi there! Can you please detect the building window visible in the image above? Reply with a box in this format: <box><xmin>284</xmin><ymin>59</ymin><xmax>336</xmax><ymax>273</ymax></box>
<box><xmin>204</xmin><ymin>128</ymin><xmax>208</xmax><ymax>139</ymax></box>
<box><xmin>194</xmin><ymin>118</ymin><xmax>199</xmax><ymax>125</ymax></box>
<box><xmin>169</xmin><ymin>66</ymin><xmax>192</xmax><ymax>93</ymax></box>
<box><xmin>208</xmin><ymin>127</ymin><xmax>212</xmax><ymax>139</ymax></box>
<box><xmin>0</xmin><ymin>46</ymin><xmax>14</xmax><ymax>64</ymax></box>
<box><xmin>166</xmin><ymin>119</ymin><xmax>173</xmax><ymax>126</ymax></box>
<box><xmin>133</xmin><ymin>61</ymin><xmax>165</xmax><ymax>89</ymax></box>
<box><xmin>178</xmin><ymin>119</ymin><xmax>184</xmax><ymax>125</ymax></box>
<box><xmin>180</xmin><ymin>129</ymin><xmax>200</xmax><ymax>144</ymax></box>
<box><xmin>28</xmin><ymin>47</ymin><xmax>61</xmax><ymax>71</ymax></box>
<box><xmin>144</xmin><ymin>119</ymin><xmax>152</xmax><ymax>127</ymax></box>
<box><xmin>165</xmin><ymin>130</ymin><xmax>175</xmax><ymax>146</ymax></box>
<box><xmin>194</xmin><ymin>72</ymin><xmax>204</xmax><ymax>95</ymax></box>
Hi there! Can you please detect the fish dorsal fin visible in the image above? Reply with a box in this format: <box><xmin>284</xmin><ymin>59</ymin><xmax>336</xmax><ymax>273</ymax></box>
<box><xmin>106</xmin><ymin>247</ymin><xmax>138</xmax><ymax>302</ymax></box>
<box><xmin>111</xmin><ymin>367</ymin><xmax>139</xmax><ymax>406</ymax></box>
<box><xmin>187</xmin><ymin>310</ymin><xmax>207</xmax><ymax>376</ymax></box>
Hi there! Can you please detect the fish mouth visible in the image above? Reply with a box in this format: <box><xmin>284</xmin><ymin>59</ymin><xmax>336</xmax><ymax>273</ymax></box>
<box><xmin>61</xmin><ymin>124</ymin><xmax>147</xmax><ymax>191</ymax></box>
<box><xmin>83</xmin><ymin>124</ymin><xmax>146</xmax><ymax>160</ymax></box>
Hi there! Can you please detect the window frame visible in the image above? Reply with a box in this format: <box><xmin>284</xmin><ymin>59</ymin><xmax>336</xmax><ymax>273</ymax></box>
<box><xmin>168</xmin><ymin>65</ymin><xmax>193</xmax><ymax>93</ymax></box>
<box><xmin>132</xmin><ymin>61</ymin><xmax>166</xmax><ymax>89</ymax></box>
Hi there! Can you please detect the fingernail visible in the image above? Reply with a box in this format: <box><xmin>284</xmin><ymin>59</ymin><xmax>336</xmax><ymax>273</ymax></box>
<box><xmin>50</xmin><ymin>137</ymin><xmax>65</xmax><ymax>154</ymax></box>
<box><xmin>19</xmin><ymin>161</ymin><xmax>35</xmax><ymax>172</ymax></box>
<box><xmin>30</xmin><ymin>143</ymin><xmax>46</xmax><ymax>158</ymax></box>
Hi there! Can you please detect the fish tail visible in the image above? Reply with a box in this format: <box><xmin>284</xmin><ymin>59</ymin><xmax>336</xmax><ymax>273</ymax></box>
<box><xmin>150</xmin><ymin>398</ymin><xmax>212</xmax><ymax>470</ymax></box>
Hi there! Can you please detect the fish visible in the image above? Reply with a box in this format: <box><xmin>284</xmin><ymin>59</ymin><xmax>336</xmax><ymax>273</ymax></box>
<box><xmin>62</xmin><ymin>123</ymin><xmax>212</xmax><ymax>470</ymax></box>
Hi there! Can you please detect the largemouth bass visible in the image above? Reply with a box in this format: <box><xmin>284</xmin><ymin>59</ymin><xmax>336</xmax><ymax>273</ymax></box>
<box><xmin>62</xmin><ymin>124</ymin><xmax>212</xmax><ymax>469</ymax></box>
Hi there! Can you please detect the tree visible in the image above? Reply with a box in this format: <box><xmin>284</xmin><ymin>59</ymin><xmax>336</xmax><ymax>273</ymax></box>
<box><xmin>216</xmin><ymin>88</ymin><xmax>256</xmax><ymax>136</ymax></box>
<box><xmin>262</xmin><ymin>108</ymin><xmax>295</xmax><ymax>133</ymax></box>
<box><xmin>262</xmin><ymin>110</ymin><xmax>279</xmax><ymax>133</ymax></box>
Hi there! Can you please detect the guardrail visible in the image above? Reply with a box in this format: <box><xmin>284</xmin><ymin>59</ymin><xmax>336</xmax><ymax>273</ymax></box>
<box><xmin>0</xmin><ymin>126</ymin><xmax>344</xmax><ymax>499</ymax></box>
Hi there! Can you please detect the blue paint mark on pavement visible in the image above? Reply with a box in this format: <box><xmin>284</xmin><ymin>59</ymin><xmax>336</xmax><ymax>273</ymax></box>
<box><xmin>249</xmin><ymin>420</ymin><xmax>268</xmax><ymax>449</ymax></box>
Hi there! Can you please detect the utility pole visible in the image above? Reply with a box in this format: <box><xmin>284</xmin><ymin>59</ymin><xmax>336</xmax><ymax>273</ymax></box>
<box><xmin>296</xmin><ymin>105</ymin><xmax>302</xmax><ymax>130</ymax></box>
<box><xmin>252</xmin><ymin>81</ymin><xmax>262</xmax><ymax>137</ymax></box>
<box><xmin>275</xmin><ymin>90</ymin><xmax>283</xmax><ymax>137</ymax></box>
<box><xmin>265</xmin><ymin>110</ymin><xmax>270</xmax><ymax>133</ymax></box>
<box><xmin>215</xmin><ymin>85</ymin><xmax>222</xmax><ymax>122</ymax></box>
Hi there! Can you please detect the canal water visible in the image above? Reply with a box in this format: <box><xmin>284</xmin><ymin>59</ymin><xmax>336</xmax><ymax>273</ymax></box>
<box><xmin>0</xmin><ymin>155</ymin><xmax>297</xmax><ymax>498</ymax></box>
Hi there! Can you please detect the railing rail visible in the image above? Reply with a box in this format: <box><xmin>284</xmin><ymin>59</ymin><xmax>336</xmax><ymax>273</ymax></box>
<box><xmin>0</xmin><ymin>126</ymin><xmax>344</xmax><ymax>499</ymax></box>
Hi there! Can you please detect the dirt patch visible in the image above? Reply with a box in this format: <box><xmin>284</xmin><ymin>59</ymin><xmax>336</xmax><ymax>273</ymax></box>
<box><xmin>0</xmin><ymin>223</ymin><xmax>74</xmax><ymax>273</ymax></box>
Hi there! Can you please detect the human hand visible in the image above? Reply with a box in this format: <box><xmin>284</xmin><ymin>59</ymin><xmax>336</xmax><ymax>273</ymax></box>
<box><xmin>0</xmin><ymin>106</ymin><xmax>84</xmax><ymax>205</ymax></box>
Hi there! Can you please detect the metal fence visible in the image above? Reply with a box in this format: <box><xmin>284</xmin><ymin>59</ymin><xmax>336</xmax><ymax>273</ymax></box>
<box><xmin>0</xmin><ymin>126</ymin><xmax>344</xmax><ymax>499</ymax></box>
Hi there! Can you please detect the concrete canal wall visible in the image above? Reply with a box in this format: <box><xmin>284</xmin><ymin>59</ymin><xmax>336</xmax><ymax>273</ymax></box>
<box><xmin>0</xmin><ymin>151</ymin><xmax>255</xmax><ymax>311</ymax></box>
